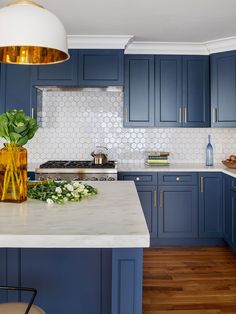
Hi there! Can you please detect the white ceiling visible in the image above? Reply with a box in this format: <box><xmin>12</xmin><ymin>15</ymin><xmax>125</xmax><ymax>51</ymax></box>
<box><xmin>5</xmin><ymin>0</ymin><xmax>236</xmax><ymax>43</ymax></box>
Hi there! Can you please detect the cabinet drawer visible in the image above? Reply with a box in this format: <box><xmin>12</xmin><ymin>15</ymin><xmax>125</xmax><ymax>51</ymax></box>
<box><xmin>231</xmin><ymin>178</ymin><xmax>236</xmax><ymax>191</ymax></box>
<box><xmin>118</xmin><ymin>172</ymin><xmax>157</xmax><ymax>185</ymax></box>
<box><xmin>158</xmin><ymin>172</ymin><xmax>197</xmax><ymax>185</ymax></box>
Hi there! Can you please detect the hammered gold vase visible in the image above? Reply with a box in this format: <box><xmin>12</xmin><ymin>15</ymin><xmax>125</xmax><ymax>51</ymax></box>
<box><xmin>0</xmin><ymin>143</ymin><xmax>27</xmax><ymax>203</ymax></box>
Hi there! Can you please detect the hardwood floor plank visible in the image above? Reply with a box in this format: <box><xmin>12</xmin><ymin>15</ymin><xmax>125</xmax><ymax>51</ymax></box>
<box><xmin>143</xmin><ymin>247</ymin><xmax>236</xmax><ymax>314</ymax></box>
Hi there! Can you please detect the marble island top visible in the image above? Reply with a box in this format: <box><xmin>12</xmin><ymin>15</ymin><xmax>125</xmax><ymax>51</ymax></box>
<box><xmin>0</xmin><ymin>181</ymin><xmax>149</xmax><ymax>249</ymax></box>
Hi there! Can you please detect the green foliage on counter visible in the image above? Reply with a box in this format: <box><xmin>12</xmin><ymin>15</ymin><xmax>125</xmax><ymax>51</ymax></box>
<box><xmin>0</xmin><ymin>109</ymin><xmax>38</xmax><ymax>146</ymax></box>
<box><xmin>28</xmin><ymin>180</ymin><xmax>97</xmax><ymax>204</ymax></box>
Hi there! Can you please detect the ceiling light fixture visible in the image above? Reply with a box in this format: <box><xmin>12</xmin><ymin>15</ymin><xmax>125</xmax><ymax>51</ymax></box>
<box><xmin>0</xmin><ymin>0</ymin><xmax>69</xmax><ymax>65</ymax></box>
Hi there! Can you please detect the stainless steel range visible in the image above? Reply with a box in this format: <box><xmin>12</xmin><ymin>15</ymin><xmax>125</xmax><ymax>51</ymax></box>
<box><xmin>35</xmin><ymin>160</ymin><xmax>117</xmax><ymax>181</ymax></box>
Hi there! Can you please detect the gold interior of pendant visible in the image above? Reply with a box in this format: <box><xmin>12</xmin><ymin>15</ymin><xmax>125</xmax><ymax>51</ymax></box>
<box><xmin>0</xmin><ymin>46</ymin><xmax>69</xmax><ymax>65</ymax></box>
<box><xmin>7</xmin><ymin>0</ymin><xmax>44</xmax><ymax>8</ymax></box>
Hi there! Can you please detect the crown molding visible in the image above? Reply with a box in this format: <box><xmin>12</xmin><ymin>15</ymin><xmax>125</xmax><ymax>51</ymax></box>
<box><xmin>125</xmin><ymin>41</ymin><xmax>209</xmax><ymax>55</ymax></box>
<box><xmin>205</xmin><ymin>36</ymin><xmax>236</xmax><ymax>54</ymax></box>
<box><xmin>125</xmin><ymin>36</ymin><xmax>236</xmax><ymax>55</ymax></box>
<box><xmin>67</xmin><ymin>35</ymin><xmax>134</xmax><ymax>49</ymax></box>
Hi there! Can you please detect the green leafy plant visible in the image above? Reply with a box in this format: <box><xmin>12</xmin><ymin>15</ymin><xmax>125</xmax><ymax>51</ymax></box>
<box><xmin>28</xmin><ymin>180</ymin><xmax>98</xmax><ymax>204</ymax></box>
<box><xmin>0</xmin><ymin>109</ymin><xmax>38</xmax><ymax>146</ymax></box>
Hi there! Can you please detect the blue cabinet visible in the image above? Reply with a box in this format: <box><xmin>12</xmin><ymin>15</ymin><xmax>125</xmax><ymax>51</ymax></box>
<box><xmin>224</xmin><ymin>175</ymin><xmax>233</xmax><ymax>245</ymax></box>
<box><xmin>155</xmin><ymin>55</ymin><xmax>182</xmax><ymax>127</ymax></box>
<box><xmin>136</xmin><ymin>185</ymin><xmax>157</xmax><ymax>238</ymax></box>
<box><xmin>0</xmin><ymin>64</ymin><xmax>34</xmax><ymax>115</ymax></box>
<box><xmin>124</xmin><ymin>55</ymin><xmax>154</xmax><ymax>127</ymax></box>
<box><xmin>158</xmin><ymin>185</ymin><xmax>198</xmax><ymax>238</ymax></box>
<box><xmin>155</xmin><ymin>55</ymin><xmax>209</xmax><ymax>127</ymax></box>
<box><xmin>199</xmin><ymin>173</ymin><xmax>223</xmax><ymax>238</ymax></box>
<box><xmin>31</xmin><ymin>50</ymin><xmax>78</xmax><ymax>86</ymax></box>
<box><xmin>118</xmin><ymin>172</ymin><xmax>157</xmax><ymax>238</ymax></box>
<box><xmin>183</xmin><ymin>56</ymin><xmax>209</xmax><ymax>127</ymax></box>
<box><xmin>78</xmin><ymin>50</ymin><xmax>124</xmax><ymax>86</ymax></box>
<box><xmin>211</xmin><ymin>50</ymin><xmax>236</xmax><ymax>127</ymax></box>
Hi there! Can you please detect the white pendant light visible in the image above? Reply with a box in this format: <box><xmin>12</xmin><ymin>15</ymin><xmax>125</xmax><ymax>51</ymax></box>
<box><xmin>0</xmin><ymin>0</ymin><xmax>69</xmax><ymax>65</ymax></box>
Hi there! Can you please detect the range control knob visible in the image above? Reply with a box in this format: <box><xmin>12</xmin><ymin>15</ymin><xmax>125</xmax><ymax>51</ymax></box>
<box><xmin>54</xmin><ymin>177</ymin><xmax>62</xmax><ymax>181</ymax></box>
<box><xmin>100</xmin><ymin>176</ymin><xmax>107</xmax><ymax>181</ymax></box>
<box><xmin>72</xmin><ymin>177</ymin><xmax>80</xmax><ymax>181</ymax></box>
<box><xmin>90</xmin><ymin>177</ymin><xmax>98</xmax><ymax>181</ymax></box>
<box><xmin>108</xmin><ymin>177</ymin><xmax>115</xmax><ymax>181</ymax></box>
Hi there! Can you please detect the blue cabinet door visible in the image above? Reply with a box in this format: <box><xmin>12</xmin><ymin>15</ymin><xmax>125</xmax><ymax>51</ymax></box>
<box><xmin>155</xmin><ymin>55</ymin><xmax>182</xmax><ymax>127</ymax></box>
<box><xmin>231</xmin><ymin>190</ymin><xmax>236</xmax><ymax>247</ymax></box>
<box><xmin>211</xmin><ymin>51</ymin><xmax>236</xmax><ymax>127</ymax></box>
<box><xmin>20</xmin><ymin>249</ymin><xmax>111</xmax><ymax>314</ymax></box>
<box><xmin>183</xmin><ymin>56</ymin><xmax>210</xmax><ymax>127</ymax></box>
<box><xmin>199</xmin><ymin>173</ymin><xmax>223</xmax><ymax>238</ymax></box>
<box><xmin>78</xmin><ymin>50</ymin><xmax>124</xmax><ymax>86</ymax></box>
<box><xmin>224</xmin><ymin>175</ymin><xmax>232</xmax><ymax>244</ymax></box>
<box><xmin>31</xmin><ymin>50</ymin><xmax>78</xmax><ymax>86</ymax></box>
<box><xmin>136</xmin><ymin>185</ymin><xmax>157</xmax><ymax>239</ymax></box>
<box><xmin>124</xmin><ymin>55</ymin><xmax>154</xmax><ymax>127</ymax></box>
<box><xmin>158</xmin><ymin>186</ymin><xmax>198</xmax><ymax>238</ymax></box>
<box><xmin>0</xmin><ymin>64</ymin><xmax>33</xmax><ymax>115</ymax></box>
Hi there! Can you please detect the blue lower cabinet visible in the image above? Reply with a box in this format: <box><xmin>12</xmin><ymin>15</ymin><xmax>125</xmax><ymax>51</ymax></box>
<box><xmin>199</xmin><ymin>173</ymin><xmax>223</xmax><ymax>238</ymax></box>
<box><xmin>223</xmin><ymin>175</ymin><xmax>232</xmax><ymax>244</ymax></box>
<box><xmin>0</xmin><ymin>249</ymin><xmax>7</xmax><ymax>303</ymax></box>
<box><xmin>231</xmin><ymin>190</ymin><xmax>236</xmax><ymax>247</ymax></box>
<box><xmin>158</xmin><ymin>186</ymin><xmax>198</xmax><ymax>238</ymax></box>
<box><xmin>136</xmin><ymin>186</ymin><xmax>157</xmax><ymax>238</ymax></box>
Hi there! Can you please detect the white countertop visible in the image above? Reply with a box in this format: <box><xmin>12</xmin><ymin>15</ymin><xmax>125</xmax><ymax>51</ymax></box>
<box><xmin>118</xmin><ymin>162</ymin><xmax>236</xmax><ymax>178</ymax></box>
<box><xmin>0</xmin><ymin>181</ymin><xmax>149</xmax><ymax>249</ymax></box>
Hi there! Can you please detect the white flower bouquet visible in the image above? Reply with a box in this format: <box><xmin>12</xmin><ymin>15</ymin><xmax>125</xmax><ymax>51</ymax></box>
<box><xmin>28</xmin><ymin>180</ymin><xmax>97</xmax><ymax>204</ymax></box>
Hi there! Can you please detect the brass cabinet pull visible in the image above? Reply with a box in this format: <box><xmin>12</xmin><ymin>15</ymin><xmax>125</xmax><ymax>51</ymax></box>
<box><xmin>213</xmin><ymin>108</ymin><xmax>217</xmax><ymax>123</ymax></box>
<box><xmin>159</xmin><ymin>191</ymin><xmax>163</xmax><ymax>208</ymax></box>
<box><xmin>179</xmin><ymin>107</ymin><xmax>182</xmax><ymax>124</ymax></box>
<box><xmin>184</xmin><ymin>107</ymin><xmax>187</xmax><ymax>124</ymax></box>
<box><xmin>154</xmin><ymin>190</ymin><xmax>157</xmax><ymax>208</ymax></box>
<box><xmin>136</xmin><ymin>177</ymin><xmax>140</xmax><ymax>181</ymax></box>
<box><xmin>31</xmin><ymin>107</ymin><xmax>34</xmax><ymax>119</ymax></box>
<box><xmin>200</xmin><ymin>176</ymin><xmax>204</xmax><ymax>193</ymax></box>
<box><xmin>176</xmin><ymin>177</ymin><xmax>180</xmax><ymax>181</ymax></box>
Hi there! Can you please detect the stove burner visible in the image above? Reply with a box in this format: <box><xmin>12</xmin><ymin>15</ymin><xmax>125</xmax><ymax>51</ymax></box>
<box><xmin>39</xmin><ymin>160</ymin><xmax>116</xmax><ymax>169</ymax></box>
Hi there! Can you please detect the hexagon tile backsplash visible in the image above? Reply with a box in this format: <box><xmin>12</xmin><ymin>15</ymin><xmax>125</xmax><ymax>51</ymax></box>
<box><xmin>19</xmin><ymin>90</ymin><xmax>236</xmax><ymax>164</ymax></box>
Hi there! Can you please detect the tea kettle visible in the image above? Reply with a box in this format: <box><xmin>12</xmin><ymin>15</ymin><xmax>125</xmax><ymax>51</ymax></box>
<box><xmin>91</xmin><ymin>146</ymin><xmax>108</xmax><ymax>165</ymax></box>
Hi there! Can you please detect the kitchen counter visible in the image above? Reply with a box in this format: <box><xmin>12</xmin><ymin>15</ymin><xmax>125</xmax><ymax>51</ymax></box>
<box><xmin>118</xmin><ymin>162</ymin><xmax>236</xmax><ymax>178</ymax></box>
<box><xmin>0</xmin><ymin>181</ymin><xmax>149</xmax><ymax>248</ymax></box>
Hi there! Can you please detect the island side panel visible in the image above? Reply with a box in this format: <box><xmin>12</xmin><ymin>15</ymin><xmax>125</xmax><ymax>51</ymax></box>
<box><xmin>0</xmin><ymin>249</ymin><xmax>7</xmax><ymax>303</ymax></box>
<box><xmin>112</xmin><ymin>248</ymin><xmax>143</xmax><ymax>314</ymax></box>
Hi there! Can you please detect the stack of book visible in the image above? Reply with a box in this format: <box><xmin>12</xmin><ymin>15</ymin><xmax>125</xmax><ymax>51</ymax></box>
<box><xmin>145</xmin><ymin>151</ymin><xmax>170</xmax><ymax>166</ymax></box>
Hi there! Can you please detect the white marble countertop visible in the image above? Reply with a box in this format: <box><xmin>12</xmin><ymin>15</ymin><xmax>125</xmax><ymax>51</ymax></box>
<box><xmin>0</xmin><ymin>181</ymin><xmax>149</xmax><ymax>249</ymax></box>
<box><xmin>118</xmin><ymin>162</ymin><xmax>236</xmax><ymax>179</ymax></box>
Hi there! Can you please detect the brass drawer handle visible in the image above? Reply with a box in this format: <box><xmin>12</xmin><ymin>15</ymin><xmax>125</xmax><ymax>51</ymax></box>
<box><xmin>159</xmin><ymin>191</ymin><xmax>163</xmax><ymax>208</ymax></box>
<box><xmin>154</xmin><ymin>190</ymin><xmax>157</xmax><ymax>208</ymax></box>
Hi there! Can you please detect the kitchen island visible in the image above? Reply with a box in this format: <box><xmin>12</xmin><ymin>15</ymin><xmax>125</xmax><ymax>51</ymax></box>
<box><xmin>0</xmin><ymin>181</ymin><xmax>149</xmax><ymax>314</ymax></box>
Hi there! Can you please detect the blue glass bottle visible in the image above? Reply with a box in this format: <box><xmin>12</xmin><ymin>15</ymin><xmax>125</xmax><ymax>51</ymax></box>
<box><xmin>206</xmin><ymin>135</ymin><xmax>213</xmax><ymax>166</ymax></box>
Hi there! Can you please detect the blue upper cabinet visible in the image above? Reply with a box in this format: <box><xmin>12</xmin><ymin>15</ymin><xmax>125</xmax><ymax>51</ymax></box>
<box><xmin>0</xmin><ymin>64</ymin><xmax>33</xmax><ymax>116</ymax></box>
<box><xmin>78</xmin><ymin>49</ymin><xmax>124</xmax><ymax>86</ymax></box>
<box><xmin>31</xmin><ymin>50</ymin><xmax>78</xmax><ymax>86</ymax></box>
<box><xmin>199</xmin><ymin>173</ymin><xmax>223</xmax><ymax>238</ymax></box>
<box><xmin>155</xmin><ymin>55</ymin><xmax>182</xmax><ymax>127</ymax></box>
<box><xmin>211</xmin><ymin>50</ymin><xmax>236</xmax><ymax>127</ymax></box>
<box><xmin>124</xmin><ymin>55</ymin><xmax>154</xmax><ymax>127</ymax></box>
<box><xmin>182</xmin><ymin>56</ymin><xmax>210</xmax><ymax>127</ymax></box>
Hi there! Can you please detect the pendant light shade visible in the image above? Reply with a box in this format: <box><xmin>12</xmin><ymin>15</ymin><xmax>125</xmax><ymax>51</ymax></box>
<box><xmin>0</xmin><ymin>0</ymin><xmax>69</xmax><ymax>65</ymax></box>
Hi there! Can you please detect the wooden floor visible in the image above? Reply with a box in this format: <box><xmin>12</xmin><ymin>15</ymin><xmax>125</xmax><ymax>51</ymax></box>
<box><xmin>143</xmin><ymin>247</ymin><xmax>236</xmax><ymax>314</ymax></box>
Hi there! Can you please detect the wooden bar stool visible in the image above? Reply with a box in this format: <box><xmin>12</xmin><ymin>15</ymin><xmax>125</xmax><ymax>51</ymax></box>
<box><xmin>0</xmin><ymin>286</ymin><xmax>45</xmax><ymax>314</ymax></box>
